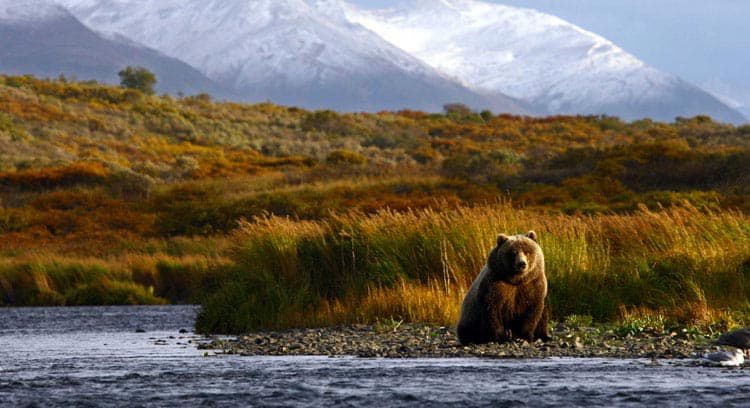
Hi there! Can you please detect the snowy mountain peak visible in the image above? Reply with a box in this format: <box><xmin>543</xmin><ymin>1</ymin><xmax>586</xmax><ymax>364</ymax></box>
<box><xmin>345</xmin><ymin>0</ymin><xmax>652</xmax><ymax>98</ymax></box>
<box><xmin>308</xmin><ymin>0</ymin><xmax>350</xmax><ymax>21</ymax></box>
<box><xmin>57</xmin><ymin>0</ymin><xmax>524</xmax><ymax>113</ymax></box>
<box><xmin>0</xmin><ymin>0</ymin><xmax>68</xmax><ymax>22</ymax></box>
<box><xmin>341</xmin><ymin>0</ymin><xmax>744</xmax><ymax>122</ymax></box>
<box><xmin>34</xmin><ymin>0</ymin><xmax>748</xmax><ymax>121</ymax></box>
<box><xmin>61</xmin><ymin>0</ymin><xmax>449</xmax><ymax>76</ymax></box>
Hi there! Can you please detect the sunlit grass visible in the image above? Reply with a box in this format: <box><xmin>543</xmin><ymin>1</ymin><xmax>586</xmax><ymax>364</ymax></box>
<box><xmin>3</xmin><ymin>75</ymin><xmax>750</xmax><ymax>334</ymax></box>
<box><xmin>0</xmin><ymin>252</ymin><xmax>232</xmax><ymax>306</ymax></box>
<box><xmin>196</xmin><ymin>203</ymin><xmax>750</xmax><ymax>333</ymax></box>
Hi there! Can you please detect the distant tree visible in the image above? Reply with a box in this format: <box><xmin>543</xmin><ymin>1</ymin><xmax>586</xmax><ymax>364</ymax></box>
<box><xmin>443</xmin><ymin>103</ymin><xmax>471</xmax><ymax>116</ymax></box>
<box><xmin>118</xmin><ymin>66</ymin><xmax>157</xmax><ymax>95</ymax></box>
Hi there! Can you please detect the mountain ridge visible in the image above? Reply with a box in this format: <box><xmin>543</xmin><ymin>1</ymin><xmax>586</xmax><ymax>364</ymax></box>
<box><xmin>342</xmin><ymin>0</ymin><xmax>746</xmax><ymax>123</ymax></box>
<box><xmin>56</xmin><ymin>0</ymin><xmax>527</xmax><ymax>113</ymax></box>
<box><xmin>5</xmin><ymin>0</ymin><xmax>746</xmax><ymax>122</ymax></box>
<box><xmin>0</xmin><ymin>0</ymin><xmax>237</xmax><ymax>98</ymax></box>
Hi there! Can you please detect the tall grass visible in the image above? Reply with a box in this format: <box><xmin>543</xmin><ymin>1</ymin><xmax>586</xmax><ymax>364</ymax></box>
<box><xmin>196</xmin><ymin>203</ymin><xmax>750</xmax><ymax>333</ymax></box>
<box><xmin>0</xmin><ymin>253</ymin><xmax>231</xmax><ymax>306</ymax></box>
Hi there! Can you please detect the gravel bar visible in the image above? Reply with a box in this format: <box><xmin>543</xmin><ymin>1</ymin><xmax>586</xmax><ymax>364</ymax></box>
<box><xmin>198</xmin><ymin>323</ymin><xmax>725</xmax><ymax>359</ymax></box>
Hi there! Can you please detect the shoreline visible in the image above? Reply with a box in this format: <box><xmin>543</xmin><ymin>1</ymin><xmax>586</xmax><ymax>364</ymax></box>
<box><xmin>198</xmin><ymin>323</ymin><xmax>725</xmax><ymax>360</ymax></box>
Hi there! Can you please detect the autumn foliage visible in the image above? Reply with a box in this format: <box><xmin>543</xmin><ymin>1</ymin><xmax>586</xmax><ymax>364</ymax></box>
<box><xmin>1</xmin><ymin>74</ymin><xmax>749</xmax><ymax>332</ymax></box>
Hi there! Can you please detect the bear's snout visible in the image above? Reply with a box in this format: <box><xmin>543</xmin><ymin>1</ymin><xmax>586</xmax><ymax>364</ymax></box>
<box><xmin>515</xmin><ymin>252</ymin><xmax>528</xmax><ymax>272</ymax></box>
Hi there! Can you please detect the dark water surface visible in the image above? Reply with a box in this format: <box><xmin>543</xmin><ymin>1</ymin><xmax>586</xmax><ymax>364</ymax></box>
<box><xmin>1</xmin><ymin>306</ymin><xmax>749</xmax><ymax>407</ymax></box>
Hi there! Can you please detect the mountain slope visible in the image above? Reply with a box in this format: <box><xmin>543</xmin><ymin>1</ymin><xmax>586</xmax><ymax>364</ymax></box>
<box><xmin>57</xmin><ymin>0</ymin><xmax>526</xmax><ymax>113</ymax></box>
<box><xmin>0</xmin><ymin>0</ymin><xmax>234</xmax><ymax>98</ymax></box>
<box><xmin>343</xmin><ymin>0</ymin><xmax>746</xmax><ymax>123</ymax></box>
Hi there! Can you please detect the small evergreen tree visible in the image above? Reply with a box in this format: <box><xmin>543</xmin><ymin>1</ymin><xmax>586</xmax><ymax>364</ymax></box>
<box><xmin>118</xmin><ymin>66</ymin><xmax>157</xmax><ymax>95</ymax></box>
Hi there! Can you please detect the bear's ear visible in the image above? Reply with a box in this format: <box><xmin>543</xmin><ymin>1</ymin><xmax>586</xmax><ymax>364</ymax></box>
<box><xmin>497</xmin><ymin>234</ymin><xmax>510</xmax><ymax>247</ymax></box>
<box><xmin>526</xmin><ymin>230</ymin><xmax>538</xmax><ymax>242</ymax></box>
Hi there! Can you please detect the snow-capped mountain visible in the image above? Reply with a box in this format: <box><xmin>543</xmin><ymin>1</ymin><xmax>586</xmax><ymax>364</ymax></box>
<box><xmin>342</xmin><ymin>0</ymin><xmax>746</xmax><ymax>123</ymax></box>
<box><xmin>7</xmin><ymin>0</ymin><xmax>745</xmax><ymax>121</ymax></box>
<box><xmin>703</xmin><ymin>78</ymin><xmax>750</xmax><ymax>121</ymax></box>
<box><xmin>0</xmin><ymin>0</ymin><xmax>67</xmax><ymax>22</ymax></box>
<box><xmin>0</xmin><ymin>0</ymin><xmax>234</xmax><ymax>98</ymax></box>
<box><xmin>56</xmin><ymin>0</ymin><xmax>526</xmax><ymax>113</ymax></box>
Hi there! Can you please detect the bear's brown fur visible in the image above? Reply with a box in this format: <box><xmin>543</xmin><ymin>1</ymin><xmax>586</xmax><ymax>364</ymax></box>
<box><xmin>457</xmin><ymin>231</ymin><xmax>550</xmax><ymax>345</ymax></box>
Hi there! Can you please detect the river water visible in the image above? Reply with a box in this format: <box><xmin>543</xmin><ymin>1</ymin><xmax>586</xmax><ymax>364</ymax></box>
<box><xmin>1</xmin><ymin>306</ymin><xmax>749</xmax><ymax>407</ymax></box>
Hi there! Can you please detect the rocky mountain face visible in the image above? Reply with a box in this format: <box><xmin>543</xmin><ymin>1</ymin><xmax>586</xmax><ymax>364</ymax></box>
<box><xmin>0</xmin><ymin>0</ymin><xmax>235</xmax><ymax>98</ymax></box>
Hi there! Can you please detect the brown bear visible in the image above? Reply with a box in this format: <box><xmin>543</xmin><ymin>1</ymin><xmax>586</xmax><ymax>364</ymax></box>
<box><xmin>457</xmin><ymin>231</ymin><xmax>550</xmax><ymax>345</ymax></box>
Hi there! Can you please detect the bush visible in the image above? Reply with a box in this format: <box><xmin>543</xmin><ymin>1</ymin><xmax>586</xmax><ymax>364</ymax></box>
<box><xmin>66</xmin><ymin>277</ymin><xmax>167</xmax><ymax>305</ymax></box>
<box><xmin>0</xmin><ymin>162</ymin><xmax>109</xmax><ymax>191</ymax></box>
<box><xmin>301</xmin><ymin>110</ymin><xmax>356</xmax><ymax>135</ymax></box>
<box><xmin>118</xmin><ymin>66</ymin><xmax>157</xmax><ymax>95</ymax></box>
<box><xmin>326</xmin><ymin>150</ymin><xmax>367</xmax><ymax>166</ymax></box>
<box><xmin>441</xmin><ymin>150</ymin><xmax>522</xmax><ymax>184</ymax></box>
<box><xmin>0</xmin><ymin>207</ymin><xmax>31</xmax><ymax>233</ymax></box>
<box><xmin>153</xmin><ymin>260</ymin><xmax>220</xmax><ymax>303</ymax></box>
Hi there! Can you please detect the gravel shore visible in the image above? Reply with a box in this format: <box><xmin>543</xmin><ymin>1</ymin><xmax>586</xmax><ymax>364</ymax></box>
<box><xmin>198</xmin><ymin>323</ymin><xmax>726</xmax><ymax>360</ymax></box>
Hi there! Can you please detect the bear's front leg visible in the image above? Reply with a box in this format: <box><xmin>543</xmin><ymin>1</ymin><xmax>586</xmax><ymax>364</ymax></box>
<box><xmin>533</xmin><ymin>306</ymin><xmax>551</xmax><ymax>342</ymax></box>
<box><xmin>491</xmin><ymin>326</ymin><xmax>512</xmax><ymax>343</ymax></box>
<box><xmin>518</xmin><ymin>303</ymin><xmax>547</xmax><ymax>341</ymax></box>
<box><xmin>487</xmin><ymin>304</ymin><xmax>512</xmax><ymax>343</ymax></box>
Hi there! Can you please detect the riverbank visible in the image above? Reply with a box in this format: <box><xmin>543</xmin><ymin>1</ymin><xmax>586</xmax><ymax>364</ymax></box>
<box><xmin>198</xmin><ymin>323</ymin><xmax>729</xmax><ymax>360</ymax></box>
<box><xmin>5</xmin><ymin>305</ymin><xmax>748</xmax><ymax>407</ymax></box>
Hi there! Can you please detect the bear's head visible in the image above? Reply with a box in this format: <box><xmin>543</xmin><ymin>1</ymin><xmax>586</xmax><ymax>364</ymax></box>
<box><xmin>490</xmin><ymin>231</ymin><xmax>543</xmax><ymax>285</ymax></box>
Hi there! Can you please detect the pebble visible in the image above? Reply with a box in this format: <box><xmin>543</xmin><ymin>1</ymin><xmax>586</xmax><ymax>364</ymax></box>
<box><xmin>196</xmin><ymin>323</ymin><xmax>718</xmax><ymax>359</ymax></box>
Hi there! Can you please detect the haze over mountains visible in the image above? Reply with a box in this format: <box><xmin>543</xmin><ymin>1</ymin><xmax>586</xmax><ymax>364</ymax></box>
<box><xmin>2</xmin><ymin>0</ymin><xmax>746</xmax><ymax>123</ymax></box>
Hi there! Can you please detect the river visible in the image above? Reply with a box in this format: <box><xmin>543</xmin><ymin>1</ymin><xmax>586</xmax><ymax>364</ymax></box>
<box><xmin>1</xmin><ymin>305</ymin><xmax>748</xmax><ymax>407</ymax></box>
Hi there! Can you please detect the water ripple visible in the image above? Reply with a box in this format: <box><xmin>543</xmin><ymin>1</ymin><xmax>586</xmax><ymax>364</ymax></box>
<box><xmin>2</xmin><ymin>306</ymin><xmax>750</xmax><ymax>407</ymax></box>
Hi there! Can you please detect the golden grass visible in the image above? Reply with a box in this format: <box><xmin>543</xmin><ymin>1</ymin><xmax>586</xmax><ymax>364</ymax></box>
<box><xmin>196</xmin><ymin>202</ymin><xmax>750</xmax><ymax>333</ymax></box>
<box><xmin>0</xmin><ymin>251</ymin><xmax>232</xmax><ymax>306</ymax></box>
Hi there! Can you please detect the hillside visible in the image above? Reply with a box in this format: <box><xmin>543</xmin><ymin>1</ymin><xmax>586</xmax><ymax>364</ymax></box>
<box><xmin>2</xmin><ymin>75</ymin><xmax>749</xmax><ymax>217</ymax></box>
<box><xmin>1</xmin><ymin>76</ymin><xmax>749</xmax><ymax>332</ymax></box>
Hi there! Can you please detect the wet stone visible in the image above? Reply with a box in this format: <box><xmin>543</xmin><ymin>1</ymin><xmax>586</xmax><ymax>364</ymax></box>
<box><xmin>198</xmin><ymin>323</ymin><xmax>716</xmax><ymax>360</ymax></box>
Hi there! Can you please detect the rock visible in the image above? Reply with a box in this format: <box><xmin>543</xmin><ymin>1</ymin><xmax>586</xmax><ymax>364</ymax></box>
<box><xmin>574</xmin><ymin>337</ymin><xmax>584</xmax><ymax>350</ymax></box>
<box><xmin>197</xmin><ymin>323</ymin><xmax>710</xmax><ymax>360</ymax></box>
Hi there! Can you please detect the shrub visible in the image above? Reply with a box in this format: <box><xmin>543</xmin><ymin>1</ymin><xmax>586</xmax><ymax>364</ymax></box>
<box><xmin>0</xmin><ymin>207</ymin><xmax>31</xmax><ymax>233</ymax></box>
<box><xmin>118</xmin><ymin>66</ymin><xmax>157</xmax><ymax>95</ymax></box>
<box><xmin>0</xmin><ymin>162</ymin><xmax>109</xmax><ymax>191</ymax></box>
<box><xmin>326</xmin><ymin>149</ymin><xmax>367</xmax><ymax>166</ymax></box>
<box><xmin>153</xmin><ymin>260</ymin><xmax>220</xmax><ymax>303</ymax></box>
<box><xmin>66</xmin><ymin>277</ymin><xmax>167</xmax><ymax>305</ymax></box>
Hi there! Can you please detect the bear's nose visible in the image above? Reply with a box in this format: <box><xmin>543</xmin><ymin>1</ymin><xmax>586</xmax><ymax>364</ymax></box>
<box><xmin>517</xmin><ymin>260</ymin><xmax>527</xmax><ymax>269</ymax></box>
